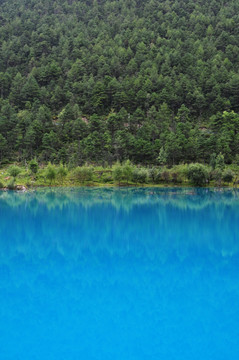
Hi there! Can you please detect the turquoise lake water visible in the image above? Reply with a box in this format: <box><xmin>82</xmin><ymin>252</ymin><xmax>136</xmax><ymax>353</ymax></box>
<box><xmin>0</xmin><ymin>187</ymin><xmax>239</xmax><ymax>359</ymax></box>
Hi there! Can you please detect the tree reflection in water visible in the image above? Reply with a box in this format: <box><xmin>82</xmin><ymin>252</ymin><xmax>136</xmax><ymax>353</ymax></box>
<box><xmin>0</xmin><ymin>187</ymin><xmax>239</xmax><ymax>359</ymax></box>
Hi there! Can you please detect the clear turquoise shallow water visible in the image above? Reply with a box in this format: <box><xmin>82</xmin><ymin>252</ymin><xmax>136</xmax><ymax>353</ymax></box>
<box><xmin>0</xmin><ymin>187</ymin><xmax>239</xmax><ymax>359</ymax></box>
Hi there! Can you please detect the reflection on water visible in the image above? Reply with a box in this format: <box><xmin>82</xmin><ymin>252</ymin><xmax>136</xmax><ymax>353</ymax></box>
<box><xmin>0</xmin><ymin>187</ymin><xmax>239</xmax><ymax>359</ymax></box>
<box><xmin>1</xmin><ymin>187</ymin><xmax>239</xmax><ymax>259</ymax></box>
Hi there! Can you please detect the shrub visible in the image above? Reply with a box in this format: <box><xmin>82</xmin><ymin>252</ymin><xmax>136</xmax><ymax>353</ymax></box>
<box><xmin>112</xmin><ymin>160</ymin><xmax>133</xmax><ymax>184</ymax></box>
<box><xmin>112</xmin><ymin>163</ymin><xmax>123</xmax><ymax>184</ymax></box>
<box><xmin>157</xmin><ymin>147</ymin><xmax>167</xmax><ymax>165</ymax></box>
<box><xmin>161</xmin><ymin>170</ymin><xmax>170</xmax><ymax>183</ymax></box>
<box><xmin>57</xmin><ymin>164</ymin><xmax>68</xmax><ymax>183</ymax></box>
<box><xmin>209</xmin><ymin>153</ymin><xmax>217</xmax><ymax>169</ymax></box>
<box><xmin>234</xmin><ymin>154</ymin><xmax>239</xmax><ymax>166</ymax></box>
<box><xmin>45</xmin><ymin>163</ymin><xmax>56</xmax><ymax>184</ymax></box>
<box><xmin>8</xmin><ymin>165</ymin><xmax>21</xmax><ymax>179</ymax></box>
<box><xmin>171</xmin><ymin>171</ymin><xmax>179</xmax><ymax>183</ymax></box>
<box><xmin>29</xmin><ymin>159</ymin><xmax>38</xmax><ymax>175</ymax></box>
<box><xmin>210</xmin><ymin>168</ymin><xmax>223</xmax><ymax>186</ymax></box>
<box><xmin>0</xmin><ymin>181</ymin><xmax>4</xmax><ymax>188</ymax></box>
<box><xmin>122</xmin><ymin>160</ymin><xmax>133</xmax><ymax>183</ymax></box>
<box><xmin>148</xmin><ymin>167</ymin><xmax>161</xmax><ymax>184</ymax></box>
<box><xmin>222</xmin><ymin>169</ymin><xmax>235</xmax><ymax>183</ymax></box>
<box><xmin>215</xmin><ymin>152</ymin><xmax>225</xmax><ymax>170</ymax></box>
<box><xmin>101</xmin><ymin>174</ymin><xmax>113</xmax><ymax>183</ymax></box>
<box><xmin>7</xmin><ymin>178</ymin><xmax>15</xmax><ymax>190</ymax></box>
<box><xmin>187</xmin><ymin>163</ymin><xmax>209</xmax><ymax>186</ymax></box>
<box><xmin>132</xmin><ymin>168</ymin><xmax>148</xmax><ymax>184</ymax></box>
<box><xmin>74</xmin><ymin>166</ymin><xmax>93</xmax><ymax>183</ymax></box>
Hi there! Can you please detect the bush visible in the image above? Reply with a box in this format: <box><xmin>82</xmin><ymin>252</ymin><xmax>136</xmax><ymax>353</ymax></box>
<box><xmin>234</xmin><ymin>154</ymin><xmax>239</xmax><ymax>166</ymax></box>
<box><xmin>171</xmin><ymin>171</ymin><xmax>179</xmax><ymax>183</ymax></box>
<box><xmin>148</xmin><ymin>167</ymin><xmax>161</xmax><ymax>183</ymax></box>
<box><xmin>112</xmin><ymin>160</ymin><xmax>133</xmax><ymax>184</ymax></box>
<box><xmin>222</xmin><ymin>169</ymin><xmax>235</xmax><ymax>183</ymax></box>
<box><xmin>161</xmin><ymin>170</ymin><xmax>170</xmax><ymax>183</ymax></box>
<box><xmin>8</xmin><ymin>165</ymin><xmax>21</xmax><ymax>179</ymax></box>
<box><xmin>112</xmin><ymin>163</ymin><xmax>123</xmax><ymax>184</ymax></box>
<box><xmin>215</xmin><ymin>152</ymin><xmax>225</xmax><ymax>170</ymax></box>
<box><xmin>74</xmin><ymin>166</ymin><xmax>93</xmax><ymax>183</ymax></box>
<box><xmin>187</xmin><ymin>163</ymin><xmax>209</xmax><ymax>186</ymax></box>
<box><xmin>45</xmin><ymin>164</ymin><xmax>56</xmax><ymax>184</ymax></box>
<box><xmin>132</xmin><ymin>168</ymin><xmax>148</xmax><ymax>184</ymax></box>
<box><xmin>29</xmin><ymin>159</ymin><xmax>38</xmax><ymax>175</ymax></box>
<box><xmin>0</xmin><ymin>181</ymin><xmax>4</xmax><ymax>188</ymax></box>
<box><xmin>101</xmin><ymin>174</ymin><xmax>113</xmax><ymax>183</ymax></box>
<box><xmin>57</xmin><ymin>164</ymin><xmax>68</xmax><ymax>183</ymax></box>
<box><xmin>210</xmin><ymin>168</ymin><xmax>222</xmax><ymax>180</ymax></box>
<box><xmin>122</xmin><ymin>160</ymin><xmax>133</xmax><ymax>183</ymax></box>
<box><xmin>209</xmin><ymin>153</ymin><xmax>217</xmax><ymax>169</ymax></box>
<box><xmin>7</xmin><ymin>178</ymin><xmax>15</xmax><ymax>190</ymax></box>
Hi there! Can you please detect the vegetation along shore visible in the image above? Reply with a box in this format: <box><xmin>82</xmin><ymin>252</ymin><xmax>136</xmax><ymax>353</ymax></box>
<box><xmin>0</xmin><ymin>156</ymin><xmax>239</xmax><ymax>191</ymax></box>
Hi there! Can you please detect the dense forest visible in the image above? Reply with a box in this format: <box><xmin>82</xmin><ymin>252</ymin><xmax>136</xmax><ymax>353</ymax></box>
<box><xmin>0</xmin><ymin>0</ymin><xmax>239</xmax><ymax>166</ymax></box>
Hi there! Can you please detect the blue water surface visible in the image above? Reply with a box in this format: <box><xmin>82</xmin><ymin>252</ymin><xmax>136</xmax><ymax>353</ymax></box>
<box><xmin>0</xmin><ymin>187</ymin><xmax>239</xmax><ymax>360</ymax></box>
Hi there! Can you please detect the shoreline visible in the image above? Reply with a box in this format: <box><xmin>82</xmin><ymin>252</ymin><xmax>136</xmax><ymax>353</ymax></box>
<box><xmin>1</xmin><ymin>182</ymin><xmax>238</xmax><ymax>192</ymax></box>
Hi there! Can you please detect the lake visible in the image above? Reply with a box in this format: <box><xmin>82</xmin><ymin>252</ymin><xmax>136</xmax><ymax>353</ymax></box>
<box><xmin>0</xmin><ymin>187</ymin><xmax>239</xmax><ymax>359</ymax></box>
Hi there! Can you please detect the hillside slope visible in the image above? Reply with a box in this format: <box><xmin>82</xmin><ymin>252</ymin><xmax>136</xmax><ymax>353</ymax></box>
<box><xmin>0</xmin><ymin>0</ymin><xmax>239</xmax><ymax>164</ymax></box>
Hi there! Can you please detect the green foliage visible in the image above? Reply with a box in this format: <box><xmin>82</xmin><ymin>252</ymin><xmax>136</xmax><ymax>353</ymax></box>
<box><xmin>7</xmin><ymin>178</ymin><xmax>15</xmax><ymax>190</ymax></box>
<box><xmin>148</xmin><ymin>167</ymin><xmax>161</xmax><ymax>184</ymax></box>
<box><xmin>29</xmin><ymin>159</ymin><xmax>39</xmax><ymax>174</ymax></box>
<box><xmin>132</xmin><ymin>168</ymin><xmax>148</xmax><ymax>184</ymax></box>
<box><xmin>161</xmin><ymin>170</ymin><xmax>170</xmax><ymax>183</ymax></box>
<box><xmin>121</xmin><ymin>160</ymin><xmax>134</xmax><ymax>184</ymax></box>
<box><xmin>215</xmin><ymin>153</ymin><xmax>225</xmax><ymax>171</ymax></box>
<box><xmin>45</xmin><ymin>163</ymin><xmax>56</xmax><ymax>184</ymax></box>
<box><xmin>210</xmin><ymin>169</ymin><xmax>223</xmax><ymax>186</ymax></box>
<box><xmin>0</xmin><ymin>162</ymin><xmax>238</xmax><ymax>188</ymax></box>
<box><xmin>0</xmin><ymin>180</ymin><xmax>4</xmax><ymax>188</ymax></box>
<box><xmin>157</xmin><ymin>147</ymin><xmax>167</xmax><ymax>165</ymax></box>
<box><xmin>101</xmin><ymin>173</ymin><xmax>113</xmax><ymax>183</ymax></box>
<box><xmin>234</xmin><ymin>154</ymin><xmax>239</xmax><ymax>166</ymax></box>
<box><xmin>0</xmin><ymin>134</ymin><xmax>7</xmax><ymax>163</ymax></box>
<box><xmin>209</xmin><ymin>153</ymin><xmax>217</xmax><ymax>170</ymax></box>
<box><xmin>73</xmin><ymin>166</ymin><xmax>93</xmax><ymax>183</ymax></box>
<box><xmin>222</xmin><ymin>169</ymin><xmax>235</xmax><ymax>183</ymax></box>
<box><xmin>8</xmin><ymin>165</ymin><xmax>21</xmax><ymax>179</ymax></box>
<box><xmin>112</xmin><ymin>163</ymin><xmax>123</xmax><ymax>184</ymax></box>
<box><xmin>187</xmin><ymin>163</ymin><xmax>209</xmax><ymax>186</ymax></box>
<box><xmin>0</xmin><ymin>1</ymin><xmax>239</xmax><ymax>165</ymax></box>
<box><xmin>57</xmin><ymin>164</ymin><xmax>68</xmax><ymax>183</ymax></box>
<box><xmin>171</xmin><ymin>172</ymin><xmax>180</xmax><ymax>183</ymax></box>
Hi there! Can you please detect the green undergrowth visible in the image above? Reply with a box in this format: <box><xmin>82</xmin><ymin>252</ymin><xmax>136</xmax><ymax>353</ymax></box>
<box><xmin>0</xmin><ymin>161</ymin><xmax>239</xmax><ymax>190</ymax></box>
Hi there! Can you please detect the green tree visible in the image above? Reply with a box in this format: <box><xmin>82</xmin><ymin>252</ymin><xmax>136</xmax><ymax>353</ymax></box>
<box><xmin>21</xmin><ymin>76</ymin><xmax>40</xmax><ymax>104</ymax></box>
<box><xmin>73</xmin><ymin>166</ymin><xmax>94</xmax><ymax>183</ymax></box>
<box><xmin>57</xmin><ymin>163</ymin><xmax>68</xmax><ymax>183</ymax></box>
<box><xmin>29</xmin><ymin>158</ymin><xmax>39</xmax><ymax>175</ymax></box>
<box><xmin>0</xmin><ymin>134</ymin><xmax>7</xmax><ymax>163</ymax></box>
<box><xmin>187</xmin><ymin>163</ymin><xmax>209</xmax><ymax>186</ymax></box>
<box><xmin>157</xmin><ymin>147</ymin><xmax>167</xmax><ymax>165</ymax></box>
<box><xmin>122</xmin><ymin>160</ymin><xmax>133</xmax><ymax>184</ymax></box>
<box><xmin>222</xmin><ymin>169</ymin><xmax>234</xmax><ymax>183</ymax></box>
<box><xmin>112</xmin><ymin>162</ymin><xmax>123</xmax><ymax>185</ymax></box>
<box><xmin>215</xmin><ymin>153</ymin><xmax>225</xmax><ymax>171</ymax></box>
<box><xmin>45</xmin><ymin>163</ymin><xmax>56</xmax><ymax>185</ymax></box>
<box><xmin>8</xmin><ymin>165</ymin><xmax>21</xmax><ymax>179</ymax></box>
<box><xmin>132</xmin><ymin>168</ymin><xmax>148</xmax><ymax>184</ymax></box>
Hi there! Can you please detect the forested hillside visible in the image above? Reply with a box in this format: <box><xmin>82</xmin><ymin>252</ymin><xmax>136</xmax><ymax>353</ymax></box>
<box><xmin>0</xmin><ymin>0</ymin><xmax>239</xmax><ymax>165</ymax></box>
